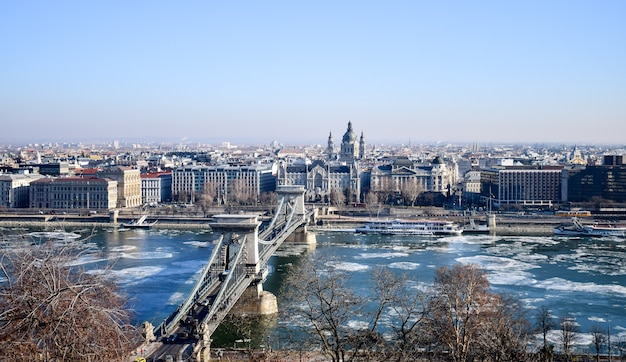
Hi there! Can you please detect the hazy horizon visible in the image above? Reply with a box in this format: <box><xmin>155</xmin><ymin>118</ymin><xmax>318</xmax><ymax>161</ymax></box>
<box><xmin>2</xmin><ymin>1</ymin><xmax>625</xmax><ymax>145</ymax></box>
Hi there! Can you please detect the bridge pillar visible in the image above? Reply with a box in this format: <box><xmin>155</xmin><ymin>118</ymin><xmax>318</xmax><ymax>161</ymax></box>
<box><xmin>285</xmin><ymin>224</ymin><xmax>317</xmax><ymax>244</ymax></box>
<box><xmin>192</xmin><ymin>323</ymin><xmax>212</xmax><ymax>362</ymax></box>
<box><xmin>210</xmin><ymin>214</ymin><xmax>261</xmax><ymax>274</ymax></box>
<box><xmin>276</xmin><ymin>185</ymin><xmax>306</xmax><ymax>222</ymax></box>
<box><xmin>210</xmin><ymin>214</ymin><xmax>278</xmax><ymax>316</ymax></box>
<box><xmin>230</xmin><ymin>283</ymin><xmax>278</xmax><ymax>315</ymax></box>
<box><xmin>276</xmin><ymin>185</ymin><xmax>316</xmax><ymax>245</ymax></box>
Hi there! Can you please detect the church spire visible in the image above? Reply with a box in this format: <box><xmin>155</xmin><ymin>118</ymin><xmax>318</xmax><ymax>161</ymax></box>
<box><xmin>359</xmin><ymin>131</ymin><xmax>365</xmax><ymax>160</ymax></box>
<box><xmin>327</xmin><ymin>131</ymin><xmax>334</xmax><ymax>160</ymax></box>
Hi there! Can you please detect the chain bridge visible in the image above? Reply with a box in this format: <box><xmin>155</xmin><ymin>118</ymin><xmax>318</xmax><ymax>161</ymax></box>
<box><xmin>148</xmin><ymin>185</ymin><xmax>311</xmax><ymax>361</ymax></box>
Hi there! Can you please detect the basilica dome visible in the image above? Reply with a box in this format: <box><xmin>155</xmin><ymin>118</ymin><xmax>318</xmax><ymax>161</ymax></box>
<box><xmin>342</xmin><ymin>121</ymin><xmax>357</xmax><ymax>143</ymax></box>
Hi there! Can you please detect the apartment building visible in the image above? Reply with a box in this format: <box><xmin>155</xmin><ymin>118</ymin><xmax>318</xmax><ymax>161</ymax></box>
<box><xmin>480</xmin><ymin>165</ymin><xmax>563</xmax><ymax>208</ymax></box>
<box><xmin>97</xmin><ymin>166</ymin><xmax>142</xmax><ymax>208</ymax></box>
<box><xmin>0</xmin><ymin>173</ymin><xmax>45</xmax><ymax>208</ymax></box>
<box><xmin>29</xmin><ymin>176</ymin><xmax>117</xmax><ymax>210</ymax></box>
<box><xmin>172</xmin><ymin>164</ymin><xmax>276</xmax><ymax>204</ymax></box>
<box><xmin>141</xmin><ymin>172</ymin><xmax>172</xmax><ymax>204</ymax></box>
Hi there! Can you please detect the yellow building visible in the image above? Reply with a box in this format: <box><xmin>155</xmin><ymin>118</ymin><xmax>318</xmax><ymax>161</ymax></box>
<box><xmin>97</xmin><ymin>166</ymin><xmax>142</xmax><ymax>208</ymax></box>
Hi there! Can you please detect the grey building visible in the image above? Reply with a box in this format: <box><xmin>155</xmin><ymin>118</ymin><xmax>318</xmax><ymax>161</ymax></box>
<box><xmin>480</xmin><ymin>165</ymin><xmax>563</xmax><ymax>208</ymax></box>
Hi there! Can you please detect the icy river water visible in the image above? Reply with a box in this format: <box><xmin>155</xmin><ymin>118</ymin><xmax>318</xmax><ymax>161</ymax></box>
<box><xmin>4</xmin><ymin>226</ymin><xmax>626</xmax><ymax>353</ymax></box>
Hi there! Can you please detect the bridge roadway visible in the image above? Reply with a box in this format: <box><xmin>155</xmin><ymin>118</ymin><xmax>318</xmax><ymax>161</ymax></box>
<box><xmin>147</xmin><ymin>185</ymin><xmax>309</xmax><ymax>361</ymax></box>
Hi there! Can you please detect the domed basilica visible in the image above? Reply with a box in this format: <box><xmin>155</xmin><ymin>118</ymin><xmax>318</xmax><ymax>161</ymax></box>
<box><xmin>327</xmin><ymin>121</ymin><xmax>365</xmax><ymax>161</ymax></box>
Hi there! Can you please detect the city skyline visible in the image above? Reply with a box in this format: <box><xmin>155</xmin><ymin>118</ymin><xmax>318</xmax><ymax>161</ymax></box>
<box><xmin>1</xmin><ymin>1</ymin><xmax>625</xmax><ymax>145</ymax></box>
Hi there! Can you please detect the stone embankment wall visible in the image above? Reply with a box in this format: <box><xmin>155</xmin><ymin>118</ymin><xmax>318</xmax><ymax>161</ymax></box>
<box><xmin>0</xmin><ymin>208</ymin><xmax>562</xmax><ymax>235</ymax></box>
<box><xmin>311</xmin><ymin>214</ymin><xmax>558</xmax><ymax>236</ymax></box>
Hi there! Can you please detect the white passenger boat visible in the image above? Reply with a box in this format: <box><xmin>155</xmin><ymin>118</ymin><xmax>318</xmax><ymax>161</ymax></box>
<box><xmin>582</xmin><ymin>223</ymin><xmax>626</xmax><ymax>237</ymax></box>
<box><xmin>355</xmin><ymin>219</ymin><xmax>463</xmax><ymax>236</ymax></box>
<box><xmin>121</xmin><ymin>215</ymin><xmax>157</xmax><ymax>229</ymax></box>
<box><xmin>553</xmin><ymin>217</ymin><xmax>626</xmax><ymax>237</ymax></box>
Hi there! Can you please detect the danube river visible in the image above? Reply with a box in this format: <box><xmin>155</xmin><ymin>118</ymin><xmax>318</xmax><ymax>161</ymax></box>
<box><xmin>3</xmin><ymin>226</ymin><xmax>626</xmax><ymax>351</ymax></box>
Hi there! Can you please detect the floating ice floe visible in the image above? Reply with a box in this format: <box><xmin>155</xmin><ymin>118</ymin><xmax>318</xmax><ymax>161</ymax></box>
<box><xmin>388</xmin><ymin>261</ymin><xmax>420</xmax><ymax>270</ymax></box>
<box><xmin>328</xmin><ymin>261</ymin><xmax>369</xmax><ymax>272</ymax></box>
<box><xmin>354</xmin><ymin>251</ymin><xmax>410</xmax><ymax>259</ymax></box>
<box><xmin>535</xmin><ymin>277</ymin><xmax>626</xmax><ymax>297</ymax></box>
<box><xmin>183</xmin><ymin>240</ymin><xmax>212</xmax><ymax>248</ymax></box>
<box><xmin>27</xmin><ymin>231</ymin><xmax>82</xmax><ymax>241</ymax></box>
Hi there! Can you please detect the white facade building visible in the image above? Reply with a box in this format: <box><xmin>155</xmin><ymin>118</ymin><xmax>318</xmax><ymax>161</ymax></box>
<box><xmin>141</xmin><ymin>172</ymin><xmax>172</xmax><ymax>204</ymax></box>
<box><xmin>0</xmin><ymin>174</ymin><xmax>45</xmax><ymax>208</ymax></box>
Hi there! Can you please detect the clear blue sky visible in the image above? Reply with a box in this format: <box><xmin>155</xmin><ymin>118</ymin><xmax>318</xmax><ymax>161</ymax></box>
<box><xmin>1</xmin><ymin>1</ymin><xmax>625</xmax><ymax>145</ymax></box>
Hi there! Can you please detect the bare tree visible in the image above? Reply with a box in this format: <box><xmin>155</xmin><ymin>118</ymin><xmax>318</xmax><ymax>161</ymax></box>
<box><xmin>426</xmin><ymin>264</ymin><xmax>496</xmax><ymax>362</ymax></box>
<box><xmin>281</xmin><ymin>253</ymin><xmax>363</xmax><ymax>362</ymax></box>
<box><xmin>475</xmin><ymin>293</ymin><xmax>532</xmax><ymax>362</ymax></box>
<box><xmin>378</xmin><ymin>177</ymin><xmax>397</xmax><ymax>205</ymax></box>
<box><xmin>536</xmin><ymin>305</ymin><xmax>556</xmax><ymax>362</ymax></box>
<box><xmin>197</xmin><ymin>181</ymin><xmax>217</xmax><ymax>217</ymax></box>
<box><xmin>614</xmin><ymin>333</ymin><xmax>626</xmax><ymax>361</ymax></box>
<box><xmin>591</xmin><ymin>324</ymin><xmax>607</xmax><ymax>362</ymax></box>
<box><xmin>228</xmin><ymin>178</ymin><xmax>250</xmax><ymax>205</ymax></box>
<box><xmin>400</xmin><ymin>178</ymin><xmax>422</xmax><ymax>207</ymax></box>
<box><xmin>0</xmin><ymin>241</ymin><xmax>140</xmax><ymax>361</ymax></box>
<box><xmin>329</xmin><ymin>188</ymin><xmax>345</xmax><ymax>218</ymax></box>
<box><xmin>380</xmin><ymin>269</ymin><xmax>429</xmax><ymax>362</ymax></box>
<box><xmin>281</xmin><ymin>254</ymin><xmax>404</xmax><ymax>362</ymax></box>
<box><xmin>259</xmin><ymin>191</ymin><xmax>277</xmax><ymax>207</ymax></box>
<box><xmin>176</xmin><ymin>189</ymin><xmax>189</xmax><ymax>204</ymax></box>
<box><xmin>559</xmin><ymin>314</ymin><xmax>580</xmax><ymax>360</ymax></box>
<box><xmin>364</xmin><ymin>191</ymin><xmax>382</xmax><ymax>218</ymax></box>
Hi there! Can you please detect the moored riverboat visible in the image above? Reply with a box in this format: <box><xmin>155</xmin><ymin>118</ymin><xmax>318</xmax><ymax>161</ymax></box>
<box><xmin>463</xmin><ymin>218</ymin><xmax>490</xmax><ymax>234</ymax></box>
<box><xmin>355</xmin><ymin>219</ymin><xmax>463</xmax><ymax>236</ymax></box>
<box><xmin>121</xmin><ymin>215</ymin><xmax>157</xmax><ymax>229</ymax></box>
<box><xmin>583</xmin><ymin>223</ymin><xmax>626</xmax><ymax>237</ymax></box>
<box><xmin>553</xmin><ymin>217</ymin><xmax>626</xmax><ymax>237</ymax></box>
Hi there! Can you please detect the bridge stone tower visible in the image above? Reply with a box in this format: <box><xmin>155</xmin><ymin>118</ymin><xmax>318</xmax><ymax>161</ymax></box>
<box><xmin>209</xmin><ymin>214</ymin><xmax>262</xmax><ymax>277</ymax></box>
<box><xmin>276</xmin><ymin>185</ymin><xmax>315</xmax><ymax>244</ymax></box>
<box><xmin>208</xmin><ymin>215</ymin><xmax>278</xmax><ymax>316</ymax></box>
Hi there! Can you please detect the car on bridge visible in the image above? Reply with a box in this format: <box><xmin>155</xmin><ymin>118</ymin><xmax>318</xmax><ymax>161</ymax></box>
<box><xmin>164</xmin><ymin>333</ymin><xmax>177</xmax><ymax>344</ymax></box>
<box><xmin>219</xmin><ymin>270</ymin><xmax>230</xmax><ymax>281</ymax></box>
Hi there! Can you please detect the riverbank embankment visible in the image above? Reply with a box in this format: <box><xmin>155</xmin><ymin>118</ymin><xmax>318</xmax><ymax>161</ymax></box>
<box><xmin>0</xmin><ymin>211</ymin><xmax>564</xmax><ymax>235</ymax></box>
<box><xmin>312</xmin><ymin>214</ymin><xmax>559</xmax><ymax>236</ymax></box>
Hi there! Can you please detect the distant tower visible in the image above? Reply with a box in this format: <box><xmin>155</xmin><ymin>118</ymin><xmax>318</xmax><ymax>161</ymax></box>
<box><xmin>327</xmin><ymin>132</ymin><xmax>335</xmax><ymax>160</ymax></box>
<box><xmin>340</xmin><ymin>121</ymin><xmax>359</xmax><ymax>162</ymax></box>
<box><xmin>359</xmin><ymin>132</ymin><xmax>366</xmax><ymax>160</ymax></box>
